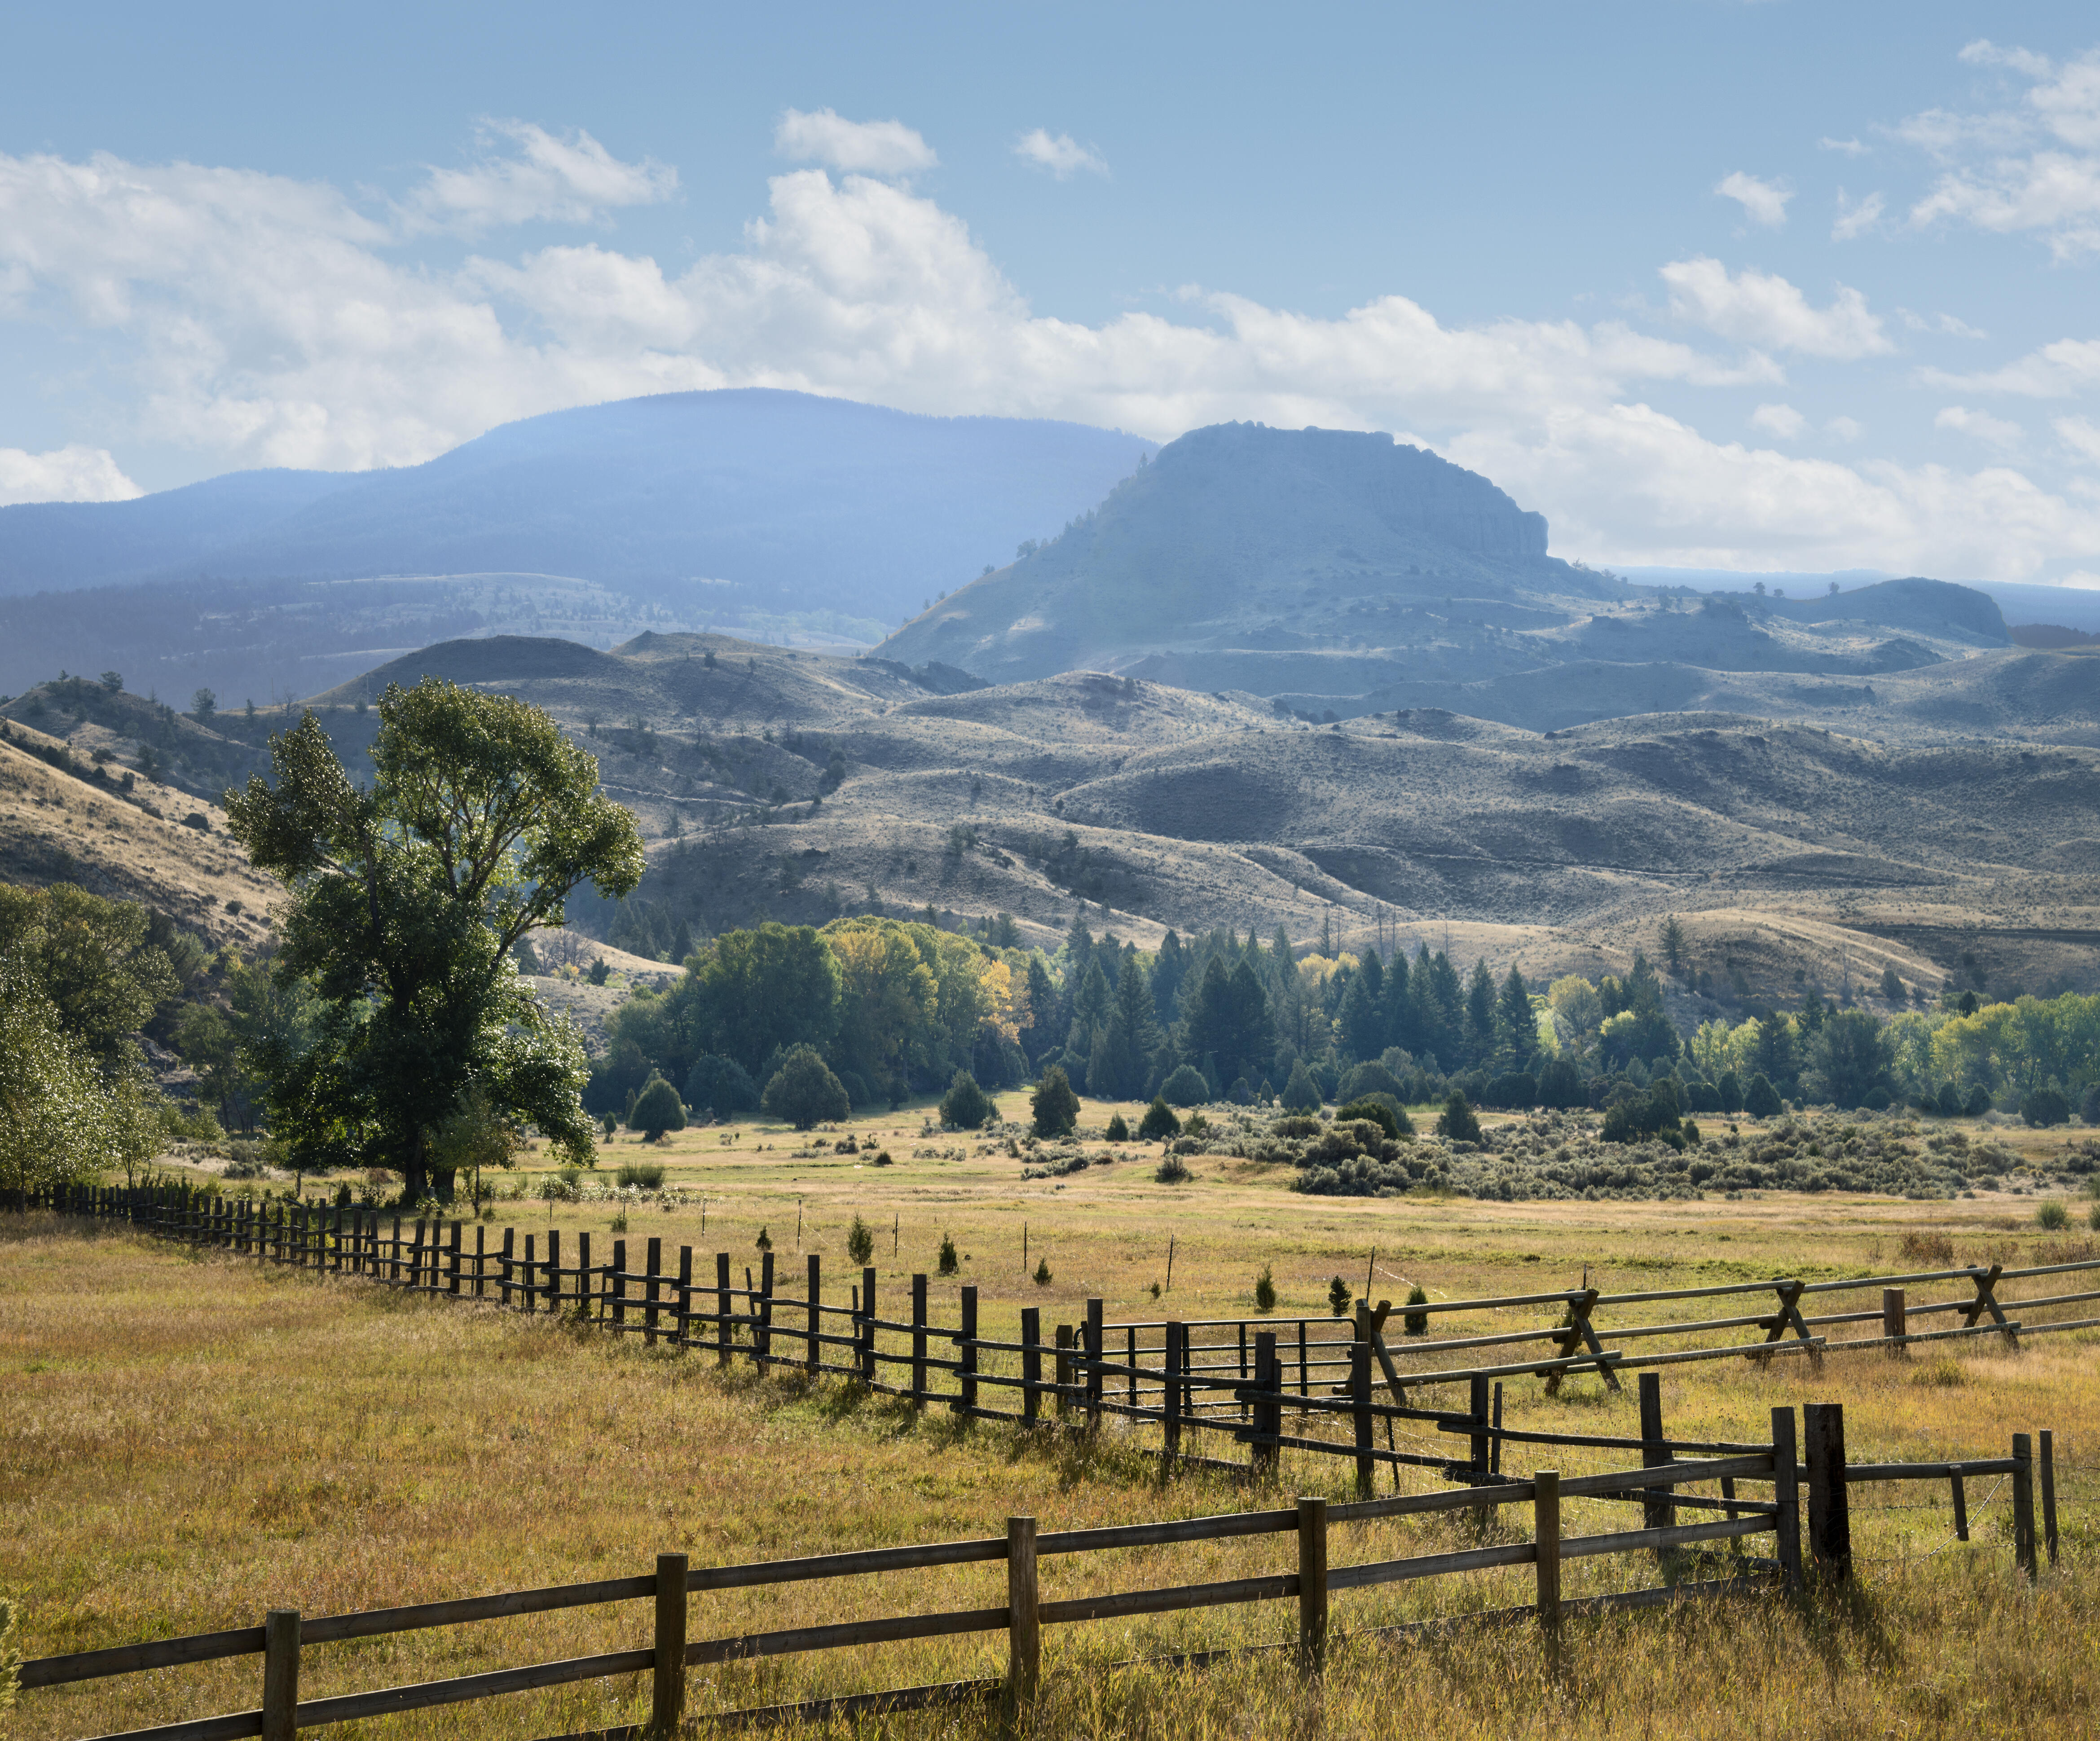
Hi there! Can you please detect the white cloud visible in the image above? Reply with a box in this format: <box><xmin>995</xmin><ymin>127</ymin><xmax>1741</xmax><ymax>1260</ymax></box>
<box><xmin>401</xmin><ymin>121</ymin><xmax>677</xmax><ymax>236</ymax></box>
<box><xmin>1014</xmin><ymin>129</ymin><xmax>1109</xmax><ymax>180</ymax></box>
<box><xmin>1659</xmin><ymin>257</ymin><xmax>1891</xmax><ymax>359</ymax></box>
<box><xmin>1898</xmin><ymin>308</ymin><xmax>1988</xmax><ymax>339</ymax></box>
<box><xmin>2055</xmin><ymin>414</ymin><xmax>2100</xmax><ymax>464</ymax></box>
<box><xmin>1831</xmin><ymin>189</ymin><xmax>1884</xmax><ymax>241</ymax></box>
<box><xmin>2060</xmin><ymin>569</ymin><xmax>2100</xmax><ymax>589</ymax></box>
<box><xmin>0</xmin><ymin>132</ymin><xmax>2096</xmax><ymax>580</ymax></box>
<box><xmin>773</xmin><ymin>109</ymin><xmax>936</xmax><ymax>176</ymax></box>
<box><xmin>0</xmin><ymin>443</ymin><xmax>140</xmax><ymax>505</ymax></box>
<box><xmin>1935</xmin><ymin>404</ymin><xmax>2025</xmax><ymax>452</ymax></box>
<box><xmin>1750</xmin><ymin>402</ymin><xmax>1804</xmax><ymax>440</ymax></box>
<box><xmin>1819</xmin><ymin>136</ymin><xmax>1871</xmax><ymax>157</ymax></box>
<box><xmin>1921</xmin><ymin>336</ymin><xmax>2100</xmax><ymax>397</ymax></box>
<box><xmin>1903</xmin><ymin>44</ymin><xmax>2100</xmax><ymax>258</ymax></box>
<box><xmin>1715</xmin><ymin>171</ymin><xmax>1792</xmax><ymax>227</ymax></box>
<box><xmin>1826</xmin><ymin>416</ymin><xmax>1866</xmax><ymax>442</ymax></box>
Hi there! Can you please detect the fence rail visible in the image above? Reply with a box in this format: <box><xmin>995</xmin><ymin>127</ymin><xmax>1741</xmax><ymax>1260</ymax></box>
<box><xmin>9</xmin><ymin>1186</ymin><xmax>2069</xmax><ymax>1739</ymax></box>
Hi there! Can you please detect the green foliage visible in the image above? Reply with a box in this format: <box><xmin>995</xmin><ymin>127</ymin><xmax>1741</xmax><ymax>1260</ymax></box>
<box><xmin>846</xmin><ymin>1214</ymin><xmax>876</xmax><ymax>1265</ymax></box>
<box><xmin>1155</xmin><ymin>1152</ymin><xmax>1192</xmax><ymax>1183</ymax></box>
<box><xmin>1254</xmin><ymin>1264</ymin><xmax>1277</xmax><ymax>1313</ymax></box>
<box><xmin>1183</xmin><ymin>955</ymin><xmax>1274</xmax><ymax>1087</ymax></box>
<box><xmin>1745</xmin><ymin>1073</ymin><xmax>1783</xmax><ymax>1118</ymax></box>
<box><xmin>1601</xmin><ymin>1079</ymin><xmax>1687</xmax><ymax>1150</ymax></box>
<box><xmin>1033</xmin><ymin>1254</ymin><xmax>1052</xmax><ymax>1284</ymax></box>
<box><xmin>224</xmin><ymin>678</ymin><xmax>644</xmax><ymax>1195</ymax></box>
<box><xmin>615</xmin><ymin>1159</ymin><xmax>666</xmax><ymax>1188</ymax></box>
<box><xmin>939</xmin><ymin>1069</ymin><xmax>994</xmax><ymax>1130</ymax></box>
<box><xmin>2023</xmin><ymin>1086</ymin><xmax>2071</xmax><ymax>1128</ymax></box>
<box><xmin>1137</xmin><ymin>1098</ymin><xmax>1180</xmax><ymax>1141</ymax></box>
<box><xmin>1104</xmin><ymin>1111</ymin><xmax>1130</xmax><ymax>1141</ymax></box>
<box><xmin>0</xmin><ymin>950</ymin><xmax>161</xmax><ymax>1191</ymax></box>
<box><xmin>756</xmin><ymin>1225</ymin><xmax>772</xmax><ymax>1250</ymax></box>
<box><xmin>1162</xmin><ymin>1063</ymin><xmax>1212</xmax><ymax>1108</ymax></box>
<box><xmin>2037</xmin><ymin>1200</ymin><xmax>2071</xmax><ymax>1231</ymax></box>
<box><xmin>427</xmin><ymin>1083</ymin><xmax>522</xmax><ymax>1183</ymax></box>
<box><xmin>761</xmin><ymin>1045</ymin><xmax>850</xmax><ymax>1130</ymax></box>
<box><xmin>630</xmin><ymin>1074</ymin><xmax>687</xmax><ymax>1141</ymax></box>
<box><xmin>684</xmin><ymin>1053</ymin><xmax>758</xmax><ymax>1120</ymax></box>
<box><xmin>1334</xmin><ymin>1095</ymin><xmax>1406</xmax><ymax>1139</ymax></box>
<box><xmin>1031</xmin><ymin>1065</ymin><xmax>1079</xmax><ymax>1137</ymax></box>
<box><xmin>1403</xmin><ymin>1284</ymin><xmax>1430</xmax><ymax>1336</ymax></box>
<box><xmin>1435</xmin><ymin>1091</ymin><xmax>1483</xmax><ymax>1144</ymax></box>
<box><xmin>0</xmin><ymin>882</ymin><xmax>180</xmax><ymax>1061</ymax></box>
<box><xmin>938</xmin><ymin>1231</ymin><xmax>959</xmax><ymax>1275</ymax></box>
<box><xmin>1328</xmin><ymin>1275</ymin><xmax>1353</xmax><ymax>1317</ymax></box>
<box><xmin>1278</xmin><ymin>1062</ymin><xmax>1321</xmax><ymax>1112</ymax></box>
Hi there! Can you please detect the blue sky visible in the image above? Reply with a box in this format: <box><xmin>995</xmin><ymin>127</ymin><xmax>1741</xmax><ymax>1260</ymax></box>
<box><xmin>1</xmin><ymin>1</ymin><xmax>2097</xmax><ymax>585</ymax></box>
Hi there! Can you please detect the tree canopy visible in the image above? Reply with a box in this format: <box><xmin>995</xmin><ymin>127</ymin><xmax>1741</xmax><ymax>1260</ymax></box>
<box><xmin>225</xmin><ymin>679</ymin><xmax>645</xmax><ymax>1197</ymax></box>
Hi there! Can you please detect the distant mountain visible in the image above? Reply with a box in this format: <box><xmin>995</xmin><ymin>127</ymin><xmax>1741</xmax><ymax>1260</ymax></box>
<box><xmin>0</xmin><ymin>390</ymin><xmax>1155</xmax><ymax>626</ymax></box>
<box><xmin>877</xmin><ymin>422</ymin><xmax>2008</xmax><ymax>700</ymax></box>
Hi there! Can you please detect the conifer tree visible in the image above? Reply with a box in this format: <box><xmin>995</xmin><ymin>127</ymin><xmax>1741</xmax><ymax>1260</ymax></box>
<box><xmin>1496</xmin><ymin>963</ymin><xmax>1535</xmax><ymax>1067</ymax></box>
<box><xmin>1464</xmin><ymin>958</ymin><xmax>1499</xmax><ymax>1067</ymax></box>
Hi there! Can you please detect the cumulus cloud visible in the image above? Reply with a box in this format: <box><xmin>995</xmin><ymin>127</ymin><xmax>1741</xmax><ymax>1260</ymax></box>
<box><xmin>773</xmin><ymin>109</ymin><xmax>936</xmax><ymax>176</ymax></box>
<box><xmin>401</xmin><ymin>121</ymin><xmax>677</xmax><ymax>235</ymax></box>
<box><xmin>1831</xmin><ymin>189</ymin><xmax>1885</xmax><ymax>241</ymax></box>
<box><xmin>1935</xmin><ymin>404</ymin><xmax>2025</xmax><ymax>452</ymax></box>
<box><xmin>1826</xmin><ymin>416</ymin><xmax>1866</xmax><ymax>442</ymax></box>
<box><xmin>1014</xmin><ymin>129</ymin><xmax>1109</xmax><ymax>180</ymax></box>
<box><xmin>0</xmin><ymin>133</ymin><xmax>2095</xmax><ymax>579</ymax></box>
<box><xmin>1750</xmin><ymin>402</ymin><xmax>1805</xmax><ymax>440</ymax></box>
<box><xmin>0</xmin><ymin>443</ymin><xmax>140</xmax><ymax>505</ymax></box>
<box><xmin>1904</xmin><ymin>43</ymin><xmax>2100</xmax><ymax>258</ymax></box>
<box><xmin>2055</xmin><ymin>414</ymin><xmax>2100</xmax><ymax>464</ymax></box>
<box><xmin>1659</xmin><ymin>257</ymin><xmax>1891</xmax><ymax>359</ymax></box>
<box><xmin>1715</xmin><ymin>171</ymin><xmax>1792</xmax><ymax>227</ymax></box>
<box><xmin>1899</xmin><ymin>308</ymin><xmax>1988</xmax><ymax>338</ymax></box>
<box><xmin>1819</xmin><ymin>136</ymin><xmax>1871</xmax><ymax>157</ymax></box>
<box><xmin>1920</xmin><ymin>336</ymin><xmax>2100</xmax><ymax>397</ymax></box>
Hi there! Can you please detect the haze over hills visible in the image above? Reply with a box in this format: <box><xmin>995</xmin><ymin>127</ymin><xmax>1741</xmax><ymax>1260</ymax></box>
<box><xmin>876</xmin><ymin>424</ymin><xmax>2014</xmax><ymax>718</ymax></box>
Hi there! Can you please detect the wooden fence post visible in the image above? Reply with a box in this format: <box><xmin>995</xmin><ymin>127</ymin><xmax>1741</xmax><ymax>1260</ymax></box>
<box><xmin>1771</xmin><ymin>1405</ymin><xmax>1802</xmax><ymax>1593</ymax></box>
<box><xmin>261</xmin><ymin>1609</ymin><xmax>299</xmax><ymax>1741</ymax></box>
<box><xmin>1021</xmin><ymin>1306</ymin><xmax>1041</xmax><ymax>1424</ymax></box>
<box><xmin>1470</xmin><ymin>1372</ymin><xmax>1492</xmax><ymax>1486</ymax></box>
<box><xmin>545</xmin><ymin>1230</ymin><xmax>561</xmax><ymax>1315</ymax></box>
<box><xmin>757</xmin><ymin>1249</ymin><xmax>774</xmax><ymax>1364</ymax></box>
<box><xmin>1534</xmin><ymin>1469</ymin><xmax>1562</xmax><ymax>1670</ymax></box>
<box><xmin>1053</xmin><ymin>1324</ymin><xmax>1073</xmax><ymax>1419</ymax></box>
<box><xmin>1004</xmin><ymin>1516</ymin><xmax>1039</xmax><ymax>1729</ymax></box>
<box><xmin>446</xmin><ymin>1220</ymin><xmax>462</xmax><ymax>1295</ymax></box>
<box><xmin>1163</xmin><ymin>1321</ymin><xmax>1184</xmax><ymax>1463</ymax></box>
<box><xmin>644</xmin><ymin>1237</ymin><xmax>662</xmax><ymax>1346</ymax></box>
<box><xmin>1253</xmin><ymin>1332</ymin><xmax>1279</xmax><ymax>1477</ymax></box>
<box><xmin>2041</xmin><ymin>1429</ymin><xmax>2059</xmax><ymax>1567</ymax></box>
<box><xmin>579</xmin><ymin>1232</ymin><xmax>594</xmax><ymax>1323</ymax></box>
<box><xmin>805</xmin><ymin>1253</ymin><xmax>821</xmax><ymax>1376</ymax></box>
<box><xmin>1882</xmin><ymin>1287</ymin><xmax>1906</xmax><ymax>1354</ymax></box>
<box><xmin>1350</xmin><ymin>1335</ymin><xmax>1373</xmax><ymax>1499</ymax></box>
<box><xmin>1085</xmin><ymin>1297</ymin><xmax>1104</xmax><ymax>1432</ymax></box>
<box><xmin>860</xmin><ymin>1265</ymin><xmax>876</xmax><ymax>1382</ymax></box>
<box><xmin>1296</xmin><ymin>1496</ymin><xmax>1327</xmax><ymax>1675</ymax></box>
<box><xmin>651</xmin><ymin>1551</ymin><xmax>688</xmax><ymax>1735</ymax></box>
<box><xmin>1805</xmin><ymin>1402</ymin><xmax>1850</xmax><ymax>1584</ymax></box>
<box><xmin>715</xmin><ymin>1252</ymin><xmax>733</xmax><ymax>1366</ymax></box>
<box><xmin>912</xmin><ymin>1274</ymin><xmax>930</xmax><ymax>1407</ymax></box>
<box><xmin>2012</xmin><ymin>1433</ymin><xmax>2037</xmax><ymax>1583</ymax></box>
<box><xmin>959</xmin><ymin>1285</ymin><xmax>978</xmax><ymax>1414</ymax></box>
<box><xmin>612</xmin><ymin>1237</ymin><xmax>629</xmax><ymax>1331</ymax></box>
<box><xmin>1638</xmin><ymin>1372</ymin><xmax>1674</xmax><ymax>1535</ymax></box>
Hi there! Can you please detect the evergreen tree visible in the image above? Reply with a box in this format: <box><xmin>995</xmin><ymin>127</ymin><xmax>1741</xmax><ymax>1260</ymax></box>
<box><xmin>1064</xmin><ymin>957</ymin><xmax>1113</xmax><ymax>1078</ymax></box>
<box><xmin>1378</xmin><ymin>949</ymin><xmax>1412</xmax><ymax>1054</ymax></box>
<box><xmin>1463</xmin><ymin>958</ymin><xmax>1499</xmax><ymax>1067</ymax></box>
<box><xmin>1095</xmin><ymin>953</ymin><xmax>1160</xmax><ymax>1100</ymax></box>
<box><xmin>1338</xmin><ymin>953</ymin><xmax>1385</xmax><ymax>1060</ymax></box>
<box><xmin>1031</xmin><ymin>1065</ymin><xmax>1079</xmax><ymax>1137</ymax></box>
<box><xmin>1022</xmin><ymin>955</ymin><xmax>1058</xmax><ymax>1063</ymax></box>
<box><xmin>1150</xmin><ymin>930</ymin><xmax>1189</xmax><ymax>1026</ymax></box>
<box><xmin>1660</xmin><ymin>914</ymin><xmax>1686</xmax><ymax>976</ymax></box>
<box><xmin>1495</xmin><ymin>964</ymin><xmax>1535</xmax><ymax>1067</ymax></box>
<box><xmin>1184</xmin><ymin>955</ymin><xmax>1275</xmax><ymax>1087</ymax></box>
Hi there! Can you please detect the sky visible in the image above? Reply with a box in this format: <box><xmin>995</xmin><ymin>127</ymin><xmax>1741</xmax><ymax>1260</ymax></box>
<box><xmin>1</xmin><ymin>2</ymin><xmax>2098</xmax><ymax>585</ymax></box>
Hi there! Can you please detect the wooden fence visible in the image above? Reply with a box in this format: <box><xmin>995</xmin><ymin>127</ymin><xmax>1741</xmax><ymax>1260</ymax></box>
<box><xmin>10</xmin><ymin>1187</ymin><xmax>2069</xmax><ymax>1738</ymax></box>
<box><xmin>14</xmin><ymin>1398</ymin><xmax>2060</xmax><ymax>1741</ymax></box>
<box><xmin>17</xmin><ymin>1181</ymin><xmax>2098</xmax><ymax>1493</ymax></box>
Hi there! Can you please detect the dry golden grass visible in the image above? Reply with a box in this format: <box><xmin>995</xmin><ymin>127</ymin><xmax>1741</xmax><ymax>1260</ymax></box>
<box><xmin>9</xmin><ymin>1100</ymin><xmax>2100</xmax><ymax>1738</ymax></box>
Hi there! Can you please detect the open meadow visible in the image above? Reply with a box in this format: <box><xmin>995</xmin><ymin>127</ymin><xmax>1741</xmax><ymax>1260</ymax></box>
<box><xmin>5</xmin><ymin>1095</ymin><xmax>2098</xmax><ymax>1737</ymax></box>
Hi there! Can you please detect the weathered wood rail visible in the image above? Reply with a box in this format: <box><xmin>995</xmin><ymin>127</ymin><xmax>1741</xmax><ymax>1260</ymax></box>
<box><xmin>17</xmin><ymin>1180</ymin><xmax>2092</xmax><ymax>1495</ymax></box>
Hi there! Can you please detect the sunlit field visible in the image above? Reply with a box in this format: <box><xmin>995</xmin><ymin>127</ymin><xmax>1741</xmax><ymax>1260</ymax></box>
<box><xmin>7</xmin><ymin>1095</ymin><xmax>2097</xmax><ymax>1737</ymax></box>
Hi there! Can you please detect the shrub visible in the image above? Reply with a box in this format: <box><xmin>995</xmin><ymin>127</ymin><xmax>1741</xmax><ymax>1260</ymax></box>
<box><xmin>684</xmin><ymin>1054</ymin><xmax>758</xmax><ymax>1120</ymax></box>
<box><xmin>1339</xmin><ymin>1060</ymin><xmax>1405</xmax><ymax>1103</ymax></box>
<box><xmin>1483</xmin><ymin>1071</ymin><xmax>1537</xmax><ymax>1110</ymax></box>
<box><xmin>1435</xmin><ymin>1091</ymin><xmax>1483</xmax><ymax>1144</ymax></box>
<box><xmin>1538</xmin><ymin>1055</ymin><xmax>1585</xmax><ymax>1110</ymax></box>
<box><xmin>872</xmin><ymin>1149</ymin><xmax>893</xmax><ymax>1166</ymax></box>
<box><xmin>1254</xmin><ymin>1264</ymin><xmax>1277</xmax><ymax>1312</ymax></box>
<box><xmin>1031</xmin><ymin>1067</ymin><xmax>1080</xmax><ymax>1137</ymax></box>
<box><xmin>762</xmin><ymin>1046</ymin><xmax>850</xmax><ymax>1130</ymax></box>
<box><xmin>2022</xmin><ymin>1087</ymin><xmax>2071</xmax><ymax>1129</ymax></box>
<box><xmin>2084</xmin><ymin>1084</ymin><xmax>2100</xmax><ymax>1125</ymax></box>
<box><xmin>1105</xmin><ymin>1112</ymin><xmax>1130</xmax><ymax>1142</ymax></box>
<box><xmin>846</xmin><ymin>1214</ymin><xmax>876</xmax><ymax>1264</ymax></box>
<box><xmin>2037</xmin><ymin>1200</ymin><xmax>2071</xmax><ymax>1232</ymax></box>
<box><xmin>1716</xmin><ymin>1069</ymin><xmax>1743</xmax><ymax>1114</ymax></box>
<box><xmin>938</xmin><ymin>1232</ymin><xmax>958</xmax><ymax>1275</ymax></box>
<box><xmin>615</xmin><ymin>1160</ymin><xmax>666</xmax><ymax>1189</ymax></box>
<box><xmin>940</xmin><ymin>1070</ymin><xmax>994</xmax><ymax>1130</ymax></box>
<box><xmin>1138</xmin><ymin>1098</ymin><xmax>1180</xmax><ymax>1141</ymax></box>
<box><xmin>756</xmin><ymin>1226</ymin><xmax>772</xmax><ymax>1250</ymax></box>
<box><xmin>1155</xmin><ymin>1152</ymin><xmax>1192</xmax><ymax>1183</ymax></box>
<box><xmin>1899</xmin><ymin>1229</ymin><xmax>1955</xmax><ymax>1266</ymax></box>
<box><xmin>1335</xmin><ymin>1095</ymin><xmax>1409</xmax><ymax>1139</ymax></box>
<box><xmin>1403</xmin><ymin>1284</ymin><xmax>1429</xmax><ymax>1336</ymax></box>
<box><xmin>1228</xmin><ymin>1076</ymin><xmax>1255</xmax><ymax>1105</ymax></box>
<box><xmin>1965</xmin><ymin>1084</ymin><xmax>1993</xmax><ymax>1117</ymax></box>
<box><xmin>1744</xmin><ymin>1073</ymin><xmax>1783</xmax><ymax>1119</ymax></box>
<box><xmin>1279</xmin><ymin>1060</ymin><xmax>1321</xmax><ymax>1112</ymax></box>
<box><xmin>630</xmin><ymin>1075</ymin><xmax>687</xmax><ymax>1141</ymax></box>
<box><xmin>1937</xmin><ymin>1081</ymin><xmax>1965</xmax><ymax>1117</ymax></box>
<box><xmin>1033</xmin><ymin>1255</ymin><xmax>1052</xmax><ymax>1285</ymax></box>
<box><xmin>1161</xmin><ymin>1064</ymin><xmax>1211</xmax><ymax>1108</ymax></box>
<box><xmin>1328</xmin><ymin>1275</ymin><xmax>1353</xmax><ymax>1317</ymax></box>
